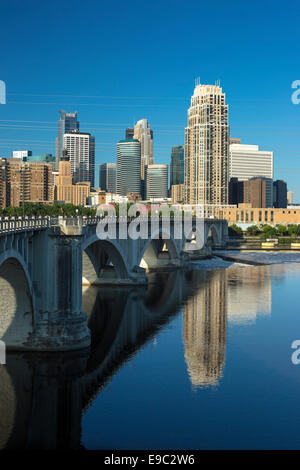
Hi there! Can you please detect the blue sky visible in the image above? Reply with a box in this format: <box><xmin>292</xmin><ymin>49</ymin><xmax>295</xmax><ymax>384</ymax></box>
<box><xmin>0</xmin><ymin>0</ymin><xmax>299</xmax><ymax>197</ymax></box>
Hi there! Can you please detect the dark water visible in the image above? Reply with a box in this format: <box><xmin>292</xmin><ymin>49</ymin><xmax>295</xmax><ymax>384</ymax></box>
<box><xmin>1</xmin><ymin>258</ymin><xmax>300</xmax><ymax>449</ymax></box>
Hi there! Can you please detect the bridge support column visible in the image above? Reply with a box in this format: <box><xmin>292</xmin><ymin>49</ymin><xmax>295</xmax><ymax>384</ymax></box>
<box><xmin>31</xmin><ymin>233</ymin><xmax>90</xmax><ymax>352</ymax></box>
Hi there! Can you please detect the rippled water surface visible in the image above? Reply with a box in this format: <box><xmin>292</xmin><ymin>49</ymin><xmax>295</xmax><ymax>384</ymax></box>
<box><xmin>1</xmin><ymin>255</ymin><xmax>300</xmax><ymax>449</ymax></box>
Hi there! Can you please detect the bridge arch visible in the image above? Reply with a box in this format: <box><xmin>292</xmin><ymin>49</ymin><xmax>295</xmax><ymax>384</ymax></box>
<box><xmin>138</xmin><ymin>230</ymin><xmax>180</xmax><ymax>270</ymax></box>
<box><xmin>0</xmin><ymin>250</ymin><xmax>35</xmax><ymax>349</ymax></box>
<box><xmin>81</xmin><ymin>234</ymin><xmax>130</xmax><ymax>284</ymax></box>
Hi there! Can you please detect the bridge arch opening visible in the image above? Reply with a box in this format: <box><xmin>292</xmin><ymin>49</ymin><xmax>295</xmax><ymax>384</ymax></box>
<box><xmin>82</xmin><ymin>239</ymin><xmax>129</xmax><ymax>286</ymax></box>
<box><xmin>0</xmin><ymin>258</ymin><xmax>34</xmax><ymax>348</ymax></box>
<box><xmin>139</xmin><ymin>233</ymin><xmax>180</xmax><ymax>271</ymax></box>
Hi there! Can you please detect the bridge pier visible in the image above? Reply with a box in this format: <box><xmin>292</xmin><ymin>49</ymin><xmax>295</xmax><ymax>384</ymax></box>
<box><xmin>29</xmin><ymin>232</ymin><xmax>91</xmax><ymax>352</ymax></box>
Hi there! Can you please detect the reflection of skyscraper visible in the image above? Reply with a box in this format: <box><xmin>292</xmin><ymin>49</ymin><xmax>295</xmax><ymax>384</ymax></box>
<box><xmin>226</xmin><ymin>265</ymin><xmax>271</xmax><ymax>325</ymax></box>
<box><xmin>183</xmin><ymin>270</ymin><xmax>227</xmax><ymax>388</ymax></box>
<box><xmin>56</xmin><ymin>111</ymin><xmax>79</xmax><ymax>169</ymax></box>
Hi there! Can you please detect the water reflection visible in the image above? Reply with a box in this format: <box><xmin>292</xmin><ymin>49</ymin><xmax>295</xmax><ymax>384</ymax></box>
<box><xmin>183</xmin><ymin>270</ymin><xmax>227</xmax><ymax>388</ymax></box>
<box><xmin>226</xmin><ymin>265</ymin><xmax>272</xmax><ymax>325</ymax></box>
<box><xmin>0</xmin><ymin>263</ymin><xmax>276</xmax><ymax>449</ymax></box>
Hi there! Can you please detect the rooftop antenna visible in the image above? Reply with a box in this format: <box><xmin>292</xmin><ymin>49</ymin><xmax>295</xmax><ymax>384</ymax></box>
<box><xmin>195</xmin><ymin>77</ymin><xmax>201</xmax><ymax>87</ymax></box>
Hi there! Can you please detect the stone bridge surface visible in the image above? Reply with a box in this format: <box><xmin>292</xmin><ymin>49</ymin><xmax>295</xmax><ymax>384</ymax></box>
<box><xmin>0</xmin><ymin>216</ymin><xmax>227</xmax><ymax>351</ymax></box>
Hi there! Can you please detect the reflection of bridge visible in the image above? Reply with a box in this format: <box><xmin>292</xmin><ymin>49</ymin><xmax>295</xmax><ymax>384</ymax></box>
<box><xmin>0</xmin><ymin>216</ymin><xmax>227</xmax><ymax>351</ymax></box>
<box><xmin>0</xmin><ymin>268</ymin><xmax>228</xmax><ymax>449</ymax></box>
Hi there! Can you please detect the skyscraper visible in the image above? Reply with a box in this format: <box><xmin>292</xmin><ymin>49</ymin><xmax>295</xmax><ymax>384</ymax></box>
<box><xmin>185</xmin><ymin>82</ymin><xmax>229</xmax><ymax>205</ymax></box>
<box><xmin>56</xmin><ymin>111</ymin><xmax>79</xmax><ymax>169</ymax></box>
<box><xmin>99</xmin><ymin>163</ymin><xmax>116</xmax><ymax>193</ymax></box>
<box><xmin>117</xmin><ymin>139</ymin><xmax>141</xmax><ymax>196</ymax></box>
<box><xmin>229</xmin><ymin>144</ymin><xmax>273</xmax><ymax>181</ymax></box>
<box><xmin>63</xmin><ymin>130</ymin><xmax>95</xmax><ymax>187</ymax></box>
<box><xmin>145</xmin><ymin>164</ymin><xmax>168</xmax><ymax>199</ymax></box>
<box><xmin>170</xmin><ymin>145</ymin><xmax>184</xmax><ymax>187</ymax></box>
<box><xmin>133</xmin><ymin>119</ymin><xmax>154</xmax><ymax>179</ymax></box>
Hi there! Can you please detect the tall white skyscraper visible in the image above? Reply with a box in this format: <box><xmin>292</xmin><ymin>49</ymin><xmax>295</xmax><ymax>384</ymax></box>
<box><xmin>133</xmin><ymin>119</ymin><xmax>154</xmax><ymax>179</ymax></box>
<box><xmin>229</xmin><ymin>144</ymin><xmax>273</xmax><ymax>181</ymax></box>
<box><xmin>63</xmin><ymin>130</ymin><xmax>95</xmax><ymax>187</ymax></box>
<box><xmin>185</xmin><ymin>82</ymin><xmax>229</xmax><ymax>205</ymax></box>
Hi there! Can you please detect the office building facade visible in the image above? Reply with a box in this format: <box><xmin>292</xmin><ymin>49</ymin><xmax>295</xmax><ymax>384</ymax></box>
<box><xmin>99</xmin><ymin>163</ymin><xmax>116</xmax><ymax>193</ymax></box>
<box><xmin>117</xmin><ymin>139</ymin><xmax>141</xmax><ymax>196</ymax></box>
<box><xmin>229</xmin><ymin>144</ymin><xmax>273</xmax><ymax>181</ymax></box>
<box><xmin>146</xmin><ymin>164</ymin><xmax>168</xmax><ymax>199</ymax></box>
<box><xmin>185</xmin><ymin>83</ymin><xmax>229</xmax><ymax>205</ymax></box>
<box><xmin>55</xmin><ymin>156</ymin><xmax>90</xmax><ymax>206</ymax></box>
<box><xmin>63</xmin><ymin>130</ymin><xmax>95</xmax><ymax>187</ymax></box>
<box><xmin>170</xmin><ymin>145</ymin><xmax>184</xmax><ymax>187</ymax></box>
<box><xmin>243</xmin><ymin>177</ymin><xmax>273</xmax><ymax>208</ymax></box>
<box><xmin>56</xmin><ymin>111</ymin><xmax>79</xmax><ymax>169</ymax></box>
<box><xmin>5</xmin><ymin>159</ymin><xmax>53</xmax><ymax>207</ymax></box>
<box><xmin>273</xmin><ymin>180</ymin><xmax>287</xmax><ymax>208</ymax></box>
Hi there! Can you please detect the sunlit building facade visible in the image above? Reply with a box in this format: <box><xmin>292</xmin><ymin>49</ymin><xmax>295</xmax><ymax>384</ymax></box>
<box><xmin>185</xmin><ymin>83</ymin><xmax>229</xmax><ymax>205</ymax></box>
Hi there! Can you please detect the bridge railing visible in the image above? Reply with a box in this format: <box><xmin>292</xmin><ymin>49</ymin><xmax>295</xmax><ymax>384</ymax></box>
<box><xmin>0</xmin><ymin>216</ymin><xmax>51</xmax><ymax>234</ymax></box>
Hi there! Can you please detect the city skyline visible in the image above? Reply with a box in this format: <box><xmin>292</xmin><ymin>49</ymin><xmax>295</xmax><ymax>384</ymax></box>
<box><xmin>0</xmin><ymin>0</ymin><xmax>299</xmax><ymax>198</ymax></box>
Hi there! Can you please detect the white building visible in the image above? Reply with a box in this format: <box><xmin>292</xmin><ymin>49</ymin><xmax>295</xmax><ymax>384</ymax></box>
<box><xmin>63</xmin><ymin>130</ymin><xmax>95</xmax><ymax>187</ymax></box>
<box><xmin>12</xmin><ymin>150</ymin><xmax>32</xmax><ymax>159</ymax></box>
<box><xmin>229</xmin><ymin>144</ymin><xmax>273</xmax><ymax>181</ymax></box>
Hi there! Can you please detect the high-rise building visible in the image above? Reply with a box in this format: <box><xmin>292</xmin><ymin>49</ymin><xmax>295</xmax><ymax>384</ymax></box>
<box><xmin>170</xmin><ymin>145</ymin><xmax>184</xmax><ymax>187</ymax></box>
<box><xmin>145</xmin><ymin>164</ymin><xmax>168</xmax><ymax>199</ymax></box>
<box><xmin>117</xmin><ymin>139</ymin><xmax>141</xmax><ymax>196</ymax></box>
<box><xmin>63</xmin><ymin>130</ymin><xmax>95</xmax><ymax>187</ymax></box>
<box><xmin>133</xmin><ymin>119</ymin><xmax>154</xmax><ymax>179</ymax></box>
<box><xmin>12</xmin><ymin>150</ymin><xmax>32</xmax><ymax>159</ymax></box>
<box><xmin>99</xmin><ymin>163</ymin><xmax>116</xmax><ymax>193</ymax></box>
<box><xmin>56</xmin><ymin>111</ymin><xmax>79</xmax><ymax>169</ymax></box>
<box><xmin>229</xmin><ymin>144</ymin><xmax>273</xmax><ymax>181</ymax></box>
<box><xmin>243</xmin><ymin>177</ymin><xmax>273</xmax><ymax>208</ymax></box>
<box><xmin>55</xmin><ymin>155</ymin><xmax>90</xmax><ymax>206</ymax></box>
<box><xmin>185</xmin><ymin>82</ymin><xmax>229</xmax><ymax>205</ymax></box>
<box><xmin>273</xmin><ymin>180</ymin><xmax>287</xmax><ymax>208</ymax></box>
<box><xmin>5</xmin><ymin>159</ymin><xmax>53</xmax><ymax>206</ymax></box>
